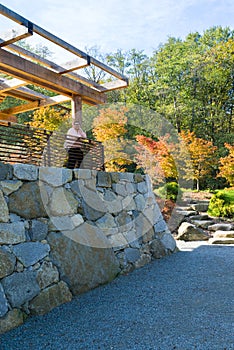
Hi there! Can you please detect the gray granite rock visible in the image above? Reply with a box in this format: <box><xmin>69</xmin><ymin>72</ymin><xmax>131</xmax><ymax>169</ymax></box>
<box><xmin>29</xmin><ymin>281</ymin><xmax>72</xmax><ymax>315</ymax></box>
<box><xmin>0</xmin><ymin>189</ymin><xmax>9</xmax><ymax>223</ymax></box>
<box><xmin>0</xmin><ymin>162</ymin><xmax>13</xmax><ymax>180</ymax></box>
<box><xmin>29</xmin><ymin>219</ymin><xmax>48</xmax><ymax>241</ymax></box>
<box><xmin>161</xmin><ymin>232</ymin><xmax>177</xmax><ymax>251</ymax></box>
<box><xmin>8</xmin><ymin>182</ymin><xmax>47</xmax><ymax>219</ymax></box>
<box><xmin>191</xmin><ymin>220</ymin><xmax>214</xmax><ymax>229</ymax></box>
<box><xmin>0</xmin><ymin>309</ymin><xmax>25</xmax><ymax>334</ymax></box>
<box><xmin>208</xmin><ymin>223</ymin><xmax>233</xmax><ymax>232</ymax></box>
<box><xmin>12</xmin><ymin>242</ymin><xmax>50</xmax><ymax>267</ymax></box>
<box><xmin>124</xmin><ymin>247</ymin><xmax>141</xmax><ymax>264</ymax></box>
<box><xmin>39</xmin><ymin>167</ymin><xmax>72</xmax><ymax>187</ymax></box>
<box><xmin>0</xmin><ymin>247</ymin><xmax>16</xmax><ymax>278</ymax></box>
<box><xmin>13</xmin><ymin>164</ymin><xmax>38</xmax><ymax>181</ymax></box>
<box><xmin>176</xmin><ymin>222</ymin><xmax>209</xmax><ymax>241</ymax></box>
<box><xmin>0</xmin><ymin>180</ymin><xmax>23</xmax><ymax>195</ymax></box>
<box><xmin>150</xmin><ymin>239</ymin><xmax>167</xmax><ymax>259</ymax></box>
<box><xmin>2</xmin><ymin>270</ymin><xmax>40</xmax><ymax>308</ymax></box>
<box><xmin>191</xmin><ymin>202</ymin><xmax>209</xmax><ymax>212</ymax></box>
<box><xmin>0</xmin><ymin>283</ymin><xmax>8</xmax><ymax>317</ymax></box>
<box><xmin>212</xmin><ymin>230</ymin><xmax>234</xmax><ymax>239</ymax></box>
<box><xmin>36</xmin><ymin>261</ymin><xmax>60</xmax><ymax>289</ymax></box>
<box><xmin>0</xmin><ymin>222</ymin><xmax>26</xmax><ymax>245</ymax></box>
<box><xmin>97</xmin><ymin>171</ymin><xmax>112</xmax><ymax>187</ymax></box>
<box><xmin>48</xmin><ymin>229</ymin><xmax>120</xmax><ymax>294</ymax></box>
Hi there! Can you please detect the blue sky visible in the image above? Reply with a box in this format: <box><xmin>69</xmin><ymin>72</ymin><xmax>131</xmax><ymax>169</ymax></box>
<box><xmin>1</xmin><ymin>0</ymin><xmax>234</xmax><ymax>60</ymax></box>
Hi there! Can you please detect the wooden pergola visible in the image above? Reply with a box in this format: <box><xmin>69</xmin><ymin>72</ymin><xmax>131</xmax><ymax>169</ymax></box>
<box><xmin>0</xmin><ymin>4</ymin><xmax>128</xmax><ymax>125</ymax></box>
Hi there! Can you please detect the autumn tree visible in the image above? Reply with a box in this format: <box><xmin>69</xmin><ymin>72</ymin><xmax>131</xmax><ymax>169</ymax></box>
<box><xmin>29</xmin><ymin>107</ymin><xmax>70</xmax><ymax>132</ymax></box>
<box><xmin>92</xmin><ymin>106</ymin><xmax>134</xmax><ymax>172</ymax></box>
<box><xmin>218</xmin><ymin>143</ymin><xmax>234</xmax><ymax>186</ymax></box>
<box><xmin>180</xmin><ymin>131</ymin><xmax>217</xmax><ymax>190</ymax></box>
<box><xmin>135</xmin><ymin>135</ymin><xmax>178</xmax><ymax>186</ymax></box>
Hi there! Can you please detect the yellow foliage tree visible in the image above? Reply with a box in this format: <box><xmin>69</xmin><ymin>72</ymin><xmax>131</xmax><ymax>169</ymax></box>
<box><xmin>29</xmin><ymin>107</ymin><xmax>70</xmax><ymax>132</ymax></box>
<box><xmin>180</xmin><ymin>131</ymin><xmax>217</xmax><ymax>191</ymax></box>
<box><xmin>218</xmin><ymin>143</ymin><xmax>234</xmax><ymax>186</ymax></box>
<box><xmin>92</xmin><ymin>106</ymin><xmax>133</xmax><ymax>172</ymax></box>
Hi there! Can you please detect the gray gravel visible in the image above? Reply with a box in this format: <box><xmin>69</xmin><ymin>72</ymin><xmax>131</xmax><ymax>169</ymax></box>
<box><xmin>1</xmin><ymin>242</ymin><xmax>234</xmax><ymax>350</ymax></box>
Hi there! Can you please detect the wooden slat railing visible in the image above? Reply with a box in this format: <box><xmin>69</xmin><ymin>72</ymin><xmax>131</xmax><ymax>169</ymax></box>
<box><xmin>0</xmin><ymin>120</ymin><xmax>104</xmax><ymax>170</ymax></box>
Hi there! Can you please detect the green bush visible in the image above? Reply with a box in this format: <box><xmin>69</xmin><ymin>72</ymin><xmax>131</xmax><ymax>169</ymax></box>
<box><xmin>208</xmin><ymin>189</ymin><xmax>234</xmax><ymax>218</ymax></box>
<box><xmin>158</xmin><ymin>182</ymin><xmax>182</xmax><ymax>202</ymax></box>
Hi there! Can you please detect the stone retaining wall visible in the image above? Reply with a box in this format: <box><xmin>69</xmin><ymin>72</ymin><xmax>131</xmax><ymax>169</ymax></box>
<box><xmin>0</xmin><ymin>163</ymin><xmax>177</xmax><ymax>333</ymax></box>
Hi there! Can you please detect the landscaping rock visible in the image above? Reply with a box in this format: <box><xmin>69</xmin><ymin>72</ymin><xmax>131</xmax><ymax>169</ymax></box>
<box><xmin>191</xmin><ymin>202</ymin><xmax>209</xmax><ymax>212</ymax></box>
<box><xmin>2</xmin><ymin>270</ymin><xmax>40</xmax><ymax>308</ymax></box>
<box><xmin>39</xmin><ymin>167</ymin><xmax>72</xmax><ymax>186</ymax></box>
<box><xmin>0</xmin><ymin>222</ymin><xmax>26</xmax><ymax>245</ymax></box>
<box><xmin>0</xmin><ymin>180</ymin><xmax>22</xmax><ymax>195</ymax></box>
<box><xmin>150</xmin><ymin>239</ymin><xmax>167</xmax><ymax>259</ymax></box>
<box><xmin>13</xmin><ymin>164</ymin><xmax>38</xmax><ymax>181</ymax></box>
<box><xmin>0</xmin><ymin>309</ymin><xmax>25</xmax><ymax>334</ymax></box>
<box><xmin>12</xmin><ymin>242</ymin><xmax>50</xmax><ymax>267</ymax></box>
<box><xmin>8</xmin><ymin>182</ymin><xmax>47</xmax><ymax>219</ymax></box>
<box><xmin>29</xmin><ymin>219</ymin><xmax>48</xmax><ymax>241</ymax></box>
<box><xmin>29</xmin><ymin>281</ymin><xmax>72</xmax><ymax>315</ymax></box>
<box><xmin>48</xmin><ymin>229</ymin><xmax>120</xmax><ymax>295</ymax></box>
<box><xmin>209</xmin><ymin>238</ymin><xmax>234</xmax><ymax>245</ymax></box>
<box><xmin>212</xmin><ymin>230</ymin><xmax>234</xmax><ymax>239</ymax></box>
<box><xmin>190</xmin><ymin>220</ymin><xmax>214</xmax><ymax>229</ymax></box>
<box><xmin>0</xmin><ymin>248</ymin><xmax>16</xmax><ymax>278</ymax></box>
<box><xmin>0</xmin><ymin>189</ymin><xmax>9</xmax><ymax>223</ymax></box>
<box><xmin>0</xmin><ymin>283</ymin><xmax>8</xmax><ymax>317</ymax></box>
<box><xmin>176</xmin><ymin>222</ymin><xmax>209</xmax><ymax>241</ymax></box>
<box><xmin>208</xmin><ymin>223</ymin><xmax>233</xmax><ymax>232</ymax></box>
<box><xmin>36</xmin><ymin>261</ymin><xmax>59</xmax><ymax>289</ymax></box>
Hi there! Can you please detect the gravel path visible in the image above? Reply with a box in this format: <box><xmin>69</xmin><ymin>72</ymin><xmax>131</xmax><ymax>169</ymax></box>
<box><xmin>1</xmin><ymin>242</ymin><xmax>234</xmax><ymax>350</ymax></box>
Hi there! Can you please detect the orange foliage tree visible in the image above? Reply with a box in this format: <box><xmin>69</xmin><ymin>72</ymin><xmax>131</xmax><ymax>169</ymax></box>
<box><xmin>92</xmin><ymin>106</ymin><xmax>133</xmax><ymax>172</ymax></box>
<box><xmin>218</xmin><ymin>143</ymin><xmax>234</xmax><ymax>186</ymax></box>
<box><xmin>135</xmin><ymin>134</ymin><xmax>178</xmax><ymax>186</ymax></box>
<box><xmin>180</xmin><ymin>131</ymin><xmax>217</xmax><ymax>190</ymax></box>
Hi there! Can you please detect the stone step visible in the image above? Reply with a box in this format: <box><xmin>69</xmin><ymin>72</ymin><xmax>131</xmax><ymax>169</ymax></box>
<box><xmin>212</xmin><ymin>230</ymin><xmax>234</xmax><ymax>239</ymax></box>
<box><xmin>190</xmin><ymin>202</ymin><xmax>209</xmax><ymax>212</ymax></box>
<box><xmin>190</xmin><ymin>219</ymin><xmax>214</xmax><ymax>229</ymax></box>
<box><xmin>208</xmin><ymin>223</ymin><xmax>233</xmax><ymax>232</ymax></box>
<box><xmin>209</xmin><ymin>237</ymin><xmax>234</xmax><ymax>245</ymax></box>
<box><xmin>189</xmin><ymin>214</ymin><xmax>210</xmax><ymax>220</ymax></box>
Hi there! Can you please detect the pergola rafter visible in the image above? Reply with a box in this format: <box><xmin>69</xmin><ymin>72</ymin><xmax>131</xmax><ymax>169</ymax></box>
<box><xmin>0</xmin><ymin>4</ymin><xmax>128</xmax><ymax>124</ymax></box>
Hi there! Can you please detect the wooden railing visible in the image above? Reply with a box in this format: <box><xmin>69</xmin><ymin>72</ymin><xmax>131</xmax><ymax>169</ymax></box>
<box><xmin>0</xmin><ymin>120</ymin><xmax>104</xmax><ymax>170</ymax></box>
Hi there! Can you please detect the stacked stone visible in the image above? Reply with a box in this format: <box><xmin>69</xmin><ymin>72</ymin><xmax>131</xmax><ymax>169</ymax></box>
<box><xmin>0</xmin><ymin>162</ymin><xmax>176</xmax><ymax>333</ymax></box>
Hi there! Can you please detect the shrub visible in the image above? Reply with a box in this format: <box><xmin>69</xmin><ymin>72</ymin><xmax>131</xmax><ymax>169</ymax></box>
<box><xmin>158</xmin><ymin>182</ymin><xmax>182</xmax><ymax>202</ymax></box>
<box><xmin>208</xmin><ymin>189</ymin><xmax>234</xmax><ymax>218</ymax></box>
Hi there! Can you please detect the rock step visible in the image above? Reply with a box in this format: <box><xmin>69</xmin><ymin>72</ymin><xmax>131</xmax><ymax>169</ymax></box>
<box><xmin>212</xmin><ymin>230</ymin><xmax>234</xmax><ymax>239</ymax></box>
<box><xmin>209</xmin><ymin>238</ymin><xmax>234</xmax><ymax>245</ymax></box>
<box><xmin>208</xmin><ymin>223</ymin><xmax>233</xmax><ymax>231</ymax></box>
<box><xmin>190</xmin><ymin>220</ymin><xmax>214</xmax><ymax>229</ymax></box>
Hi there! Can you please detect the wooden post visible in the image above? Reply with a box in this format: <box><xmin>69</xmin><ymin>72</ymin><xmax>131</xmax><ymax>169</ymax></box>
<box><xmin>71</xmin><ymin>95</ymin><xmax>82</xmax><ymax>125</ymax></box>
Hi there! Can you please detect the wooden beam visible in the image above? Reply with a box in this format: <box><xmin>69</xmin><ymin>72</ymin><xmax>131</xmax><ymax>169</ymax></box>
<box><xmin>3</xmin><ymin>86</ymin><xmax>53</xmax><ymax>102</ymax></box>
<box><xmin>0</xmin><ymin>25</ymin><xmax>33</xmax><ymax>47</ymax></box>
<box><xmin>0</xmin><ymin>4</ymin><xmax>128</xmax><ymax>82</ymax></box>
<box><xmin>101</xmin><ymin>79</ymin><xmax>128</xmax><ymax>91</ymax></box>
<box><xmin>71</xmin><ymin>95</ymin><xmax>82</xmax><ymax>125</ymax></box>
<box><xmin>0</xmin><ymin>112</ymin><xmax>17</xmax><ymax>122</ymax></box>
<box><xmin>0</xmin><ymin>49</ymin><xmax>106</xmax><ymax>105</ymax></box>
<box><xmin>0</xmin><ymin>78</ymin><xmax>27</xmax><ymax>92</ymax></box>
<box><xmin>1</xmin><ymin>95</ymin><xmax>71</xmax><ymax>115</ymax></box>
<box><xmin>58</xmin><ymin>58</ymin><xmax>89</xmax><ymax>74</ymax></box>
<box><xmin>0</xmin><ymin>41</ymin><xmax>106</xmax><ymax>91</ymax></box>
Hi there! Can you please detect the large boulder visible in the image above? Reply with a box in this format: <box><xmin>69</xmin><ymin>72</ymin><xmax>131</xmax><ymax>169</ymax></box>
<box><xmin>8</xmin><ymin>181</ymin><xmax>47</xmax><ymax>219</ymax></box>
<box><xmin>176</xmin><ymin>222</ymin><xmax>209</xmax><ymax>241</ymax></box>
<box><xmin>47</xmin><ymin>224</ymin><xmax>120</xmax><ymax>295</ymax></box>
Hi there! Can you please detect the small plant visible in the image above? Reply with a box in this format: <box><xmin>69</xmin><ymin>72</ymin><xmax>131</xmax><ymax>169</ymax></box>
<box><xmin>208</xmin><ymin>189</ymin><xmax>234</xmax><ymax>218</ymax></box>
<box><xmin>158</xmin><ymin>182</ymin><xmax>182</xmax><ymax>202</ymax></box>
